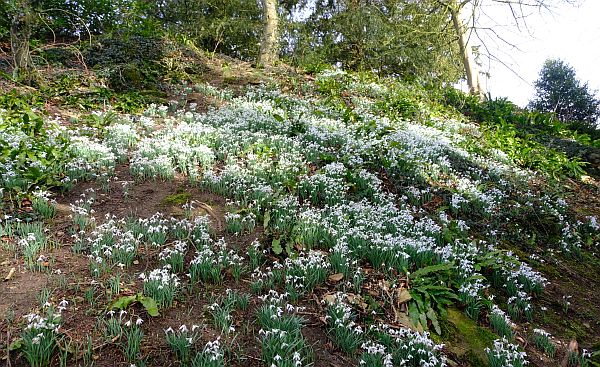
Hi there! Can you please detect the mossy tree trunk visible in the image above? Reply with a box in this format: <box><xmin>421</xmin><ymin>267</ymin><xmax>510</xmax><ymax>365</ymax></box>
<box><xmin>10</xmin><ymin>0</ymin><xmax>35</xmax><ymax>79</ymax></box>
<box><xmin>258</xmin><ymin>0</ymin><xmax>279</xmax><ymax>67</ymax></box>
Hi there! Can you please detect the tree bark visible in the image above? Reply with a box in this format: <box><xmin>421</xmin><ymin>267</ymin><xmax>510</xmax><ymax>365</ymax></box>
<box><xmin>450</xmin><ymin>6</ymin><xmax>484</xmax><ymax>100</ymax></box>
<box><xmin>258</xmin><ymin>0</ymin><xmax>280</xmax><ymax>67</ymax></box>
<box><xmin>10</xmin><ymin>1</ymin><xmax>34</xmax><ymax>79</ymax></box>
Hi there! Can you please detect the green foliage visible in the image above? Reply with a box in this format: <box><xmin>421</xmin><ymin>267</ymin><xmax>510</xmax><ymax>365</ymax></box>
<box><xmin>85</xmin><ymin>32</ymin><xmax>168</xmax><ymax>67</ymax></box>
<box><xmin>109</xmin><ymin>293</ymin><xmax>160</xmax><ymax>317</ymax></box>
<box><xmin>443</xmin><ymin>88</ymin><xmax>590</xmax><ymax>179</ymax></box>
<box><xmin>147</xmin><ymin>0</ymin><xmax>262</xmax><ymax>61</ymax></box>
<box><xmin>0</xmin><ymin>92</ymin><xmax>69</xmax><ymax>194</ymax></box>
<box><xmin>479</xmin><ymin>118</ymin><xmax>587</xmax><ymax>180</ymax></box>
<box><xmin>529</xmin><ymin>59</ymin><xmax>600</xmax><ymax>128</ymax></box>
<box><xmin>325</xmin><ymin>295</ymin><xmax>363</xmax><ymax>355</ymax></box>
<box><xmin>408</xmin><ymin>264</ymin><xmax>458</xmax><ymax>334</ymax></box>
<box><xmin>532</xmin><ymin>329</ymin><xmax>556</xmax><ymax>358</ymax></box>
<box><xmin>40</xmin><ymin>73</ymin><xmax>156</xmax><ymax>113</ymax></box>
<box><xmin>284</xmin><ymin>0</ymin><xmax>462</xmax><ymax>82</ymax></box>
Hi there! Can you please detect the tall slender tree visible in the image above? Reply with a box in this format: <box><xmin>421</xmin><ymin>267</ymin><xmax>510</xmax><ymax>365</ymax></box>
<box><xmin>441</xmin><ymin>0</ymin><xmax>483</xmax><ymax>99</ymax></box>
<box><xmin>435</xmin><ymin>0</ymin><xmax>572</xmax><ymax>100</ymax></box>
<box><xmin>9</xmin><ymin>0</ymin><xmax>35</xmax><ymax>78</ymax></box>
<box><xmin>258</xmin><ymin>0</ymin><xmax>280</xmax><ymax>67</ymax></box>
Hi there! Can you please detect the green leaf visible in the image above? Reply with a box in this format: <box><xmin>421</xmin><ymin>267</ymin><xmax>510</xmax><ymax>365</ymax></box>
<box><xmin>110</xmin><ymin>295</ymin><xmax>137</xmax><ymax>310</ymax></box>
<box><xmin>426</xmin><ymin>307</ymin><xmax>441</xmax><ymax>335</ymax></box>
<box><xmin>138</xmin><ymin>295</ymin><xmax>159</xmax><ymax>317</ymax></box>
<box><xmin>9</xmin><ymin>338</ymin><xmax>23</xmax><ymax>351</ymax></box>
<box><xmin>419</xmin><ymin>311</ymin><xmax>428</xmax><ymax>330</ymax></box>
<box><xmin>409</xmin><ymin>291</ymin><xmax>425</xmax><ymax>311</ymax></box>
<box><xmin>408</xmin><ymin>302</ymin><xmax>420</xmax><ymax>328</ymax></box>
<box><xmin>108</xmin><ymin>294</ymin><xmax>159</xmax><ymax>317</ymax></box>
<box><xmin>272</xmin><ymin>238</ymin><xmax>283</xmax><ymax>255</ymax></box>
<box><xmin>409</xmin><ymin>263</ymin><xmax>453</xmax><ymax>281</ymax></box>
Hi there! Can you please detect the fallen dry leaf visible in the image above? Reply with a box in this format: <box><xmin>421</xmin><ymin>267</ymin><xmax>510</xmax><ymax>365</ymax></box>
<box><xmin>347</xmin><ymin>293</ymin><xmax>368</xmax><ymax>310</ymax></box>
<box><xmin>323</xmin><ymin>293</ymin><xmax>336</xmax><ymax>305</ymax></box>
<box><xmin>328</xmin><ymin>273</ymin><xmax>344</xmax><ymax>282</ymax></box>
<box><xmin>396</xmin><ymin>288</ymin><xmax>412</xmax><ymax>304</ymax></box>
<box><xmin>394</xmin><ymin>309</ymin><xmax>413</xmax><ymax>328</ymax></box>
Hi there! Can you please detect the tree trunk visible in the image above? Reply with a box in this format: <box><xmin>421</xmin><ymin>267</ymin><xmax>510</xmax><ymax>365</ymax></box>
<box><xmin>450</xmin><ymin>7</ymin><xmax>484</xmax><ymax>100</ymax></box>
<box><xmin>258</xmin><ymin>0</ymin><xmax>279</xmax><ymax>67</ymax></box>
<box><xmin>10</xmin><ymin>1</ymin><xmax>34</xmax><ymax>79</ymax></box>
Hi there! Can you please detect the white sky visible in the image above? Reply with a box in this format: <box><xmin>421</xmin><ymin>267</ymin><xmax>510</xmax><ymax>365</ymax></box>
<box><xmin>468</xmin><ymin>0</ymin><xmax>600</xmax><ymax>107</ymax></box>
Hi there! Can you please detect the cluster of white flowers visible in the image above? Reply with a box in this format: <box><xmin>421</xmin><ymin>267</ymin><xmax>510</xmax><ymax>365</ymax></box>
<box><xmin>298</xmin><ymin>169</ymin><xmax>348</xmax><ymax>206</ymax></box>
<box><xmin>360</xmin><ymin>341</ymin><xmax>393</xmax><ymax>367</ymax></box>
<box><xmin>140</xmin><ymin>265</ymin><xmax>180</xmax><ymax>287</ymax></box>
<box><xmin>67</xmin><ymin>136</ymin><xmax>117</xmax><ymax>180</ymax></box>
<box><xmin>159</xmin><ymin>240</ymin><xmax>187</xmax><ymax>271</ymax></box>
<box><xmin>490</xmin><ymin>305</ymin><xmax>515</xmax><ymax>327</ymax></box>
<box><xmin>586</xmin><ymin>215</ymin><xmax>599</xmax><ymax>231</ymax></box>
<box><xmin>325</xmin><ymin>292</ymin><xmax>363</xmax><ymax>334</ymax></box>
<box><xmin>23</xmin><ymin>299</ymin><xmax>68</xmax><ymax>344</ymax></box>
<box><xmin>202</xmin><ymin>337</ymin><xmax>225</xmax><ymax>362</ymax></box>
<box><xmin>533</xmin><ymin>328</ymin><xmax>550</xmax><ymax>337</ymax></box>
<box><xmin>86</xmin><ymin>215</ymin><xmax>141</xmax><ymax>269</ymax></box>
<box><xmin>285</xmin><ymin>250</ymin><xmax>330</xmax><ymax>291</ymax></box>
<box><xmin>377</xmin><ymin>324</ymin><xmax>446</xmax><ymax>367</ymax></box>
<box><xmin>104</xmin><ymin>122</ymin><xmax>140</xmax><ymax>161</ymax></box>
<box><xmin>258</xmin><ymin>290</ymin><xmax>305</xmax><ymax>315</ymax></box>
<box><xmin>139</xmin><ymin>265</ymin><xmax>180</xmax><ymax>308</ymax></box>
<box><xmin>164</xmin><ymin>324</ymin><xmax>200</xmax><ymax>344</ymax></box>
<box><xmin>224</xmin><ymin>211</ymin><xmax>256</xmax><ymax>234</ymax></box>
<box><xmin>486</xmin><ymin>337</ymin><xmax>529</xmax><ymax>366</ymax></box>
<box><xmin>138</xmin><ymin>212</ymin><xmax>170</xmax><ymax>246</ymax></box>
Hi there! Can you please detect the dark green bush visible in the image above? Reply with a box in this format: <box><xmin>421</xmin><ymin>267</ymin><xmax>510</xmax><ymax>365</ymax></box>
<box><xmin>85</xmin><ymin>32</ymin><xmax>169</xmax><ymax>67</ymax></box>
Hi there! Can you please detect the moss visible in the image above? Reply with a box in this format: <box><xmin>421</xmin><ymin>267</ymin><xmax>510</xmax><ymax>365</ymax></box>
<box><xmin>161</xmin><ymin>192</ymin><xmax>192</xmax><ymax>206</ymax></box>
<box><xmin>541</xmin><ymin>309</ymin><xmax>590</xmax><ymax>341</ymax></box>
<box><xmin>463</xmin><ymin>350</ymin><xmax>487</xmax><ymax>367</ymax></box>
<box><xmin>442</xmin><ymin>308</ymin><xmax>497</xmax><ymax>366</ymax></box>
